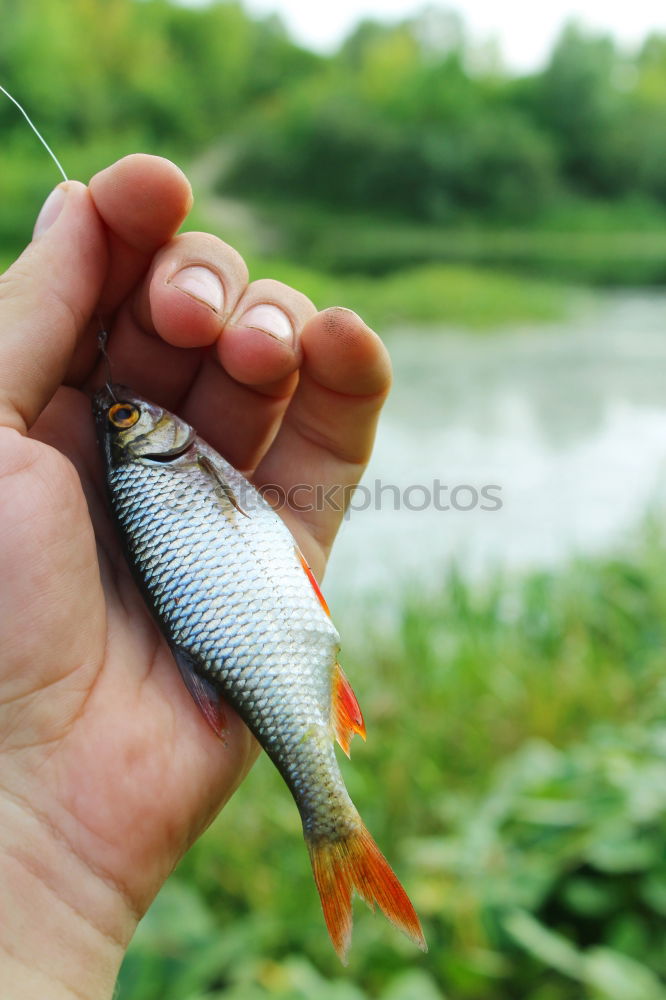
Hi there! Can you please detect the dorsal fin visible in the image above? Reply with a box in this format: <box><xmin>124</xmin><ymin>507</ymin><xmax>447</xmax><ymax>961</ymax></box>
<box><xmin>332</xmin><ymin>662</ymin><xmax>366</xmax><ymax>757</ymax></box>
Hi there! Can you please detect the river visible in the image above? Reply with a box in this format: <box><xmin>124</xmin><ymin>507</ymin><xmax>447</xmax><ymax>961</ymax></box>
<box><xmin>324</xmin><ymin>291</ymin><xmax>666</xmax><ymax>613</ymax></box>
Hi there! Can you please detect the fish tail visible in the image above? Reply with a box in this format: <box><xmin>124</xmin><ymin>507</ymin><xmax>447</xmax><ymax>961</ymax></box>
<box><xmin>306</xmin><ymin>821</ymin><xmax>427</xmax><ymax>963</ymax></box>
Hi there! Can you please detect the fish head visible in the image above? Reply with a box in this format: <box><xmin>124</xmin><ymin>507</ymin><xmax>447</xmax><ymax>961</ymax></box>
<box><xmin>93</xmin><ymin>385</ymin><xmax>196</xmax><ymax>467</ymax></box>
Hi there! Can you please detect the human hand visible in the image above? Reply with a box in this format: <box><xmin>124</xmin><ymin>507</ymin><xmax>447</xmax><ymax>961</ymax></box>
<box><xmin>0</xmin><ymin>155</ymin><xmax>391</xmax><ymax>999</ymax></box>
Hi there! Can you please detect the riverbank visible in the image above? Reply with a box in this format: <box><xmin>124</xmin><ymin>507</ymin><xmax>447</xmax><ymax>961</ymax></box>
<box><xmin>5</xmin><ymin>139</ymin><xmax>666</xmax><ymax>333</ymax></box>
<box><xmin>184</xmin><ymin>170</ymin><xmax>574</xmax><ymax>332</ymax></box>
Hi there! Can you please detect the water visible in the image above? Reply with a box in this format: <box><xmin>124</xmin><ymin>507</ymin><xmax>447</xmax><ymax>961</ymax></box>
<box><xmin>325</xmin><ymin>291</ymin><xmax>666</xmax><ymax>611</ymax></box>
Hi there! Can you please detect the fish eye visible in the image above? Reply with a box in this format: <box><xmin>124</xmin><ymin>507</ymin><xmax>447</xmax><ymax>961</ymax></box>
<box><xmin>108</xmin><ymin>402</ymin><xmax>140</xmax><ymax>429</ymax></box>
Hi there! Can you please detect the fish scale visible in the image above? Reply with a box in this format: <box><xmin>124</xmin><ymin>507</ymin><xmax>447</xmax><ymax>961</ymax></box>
<box><xmin>94</xmin><ymin>386</ymin><xmax>425</xmax><ymax>961</ymax></box>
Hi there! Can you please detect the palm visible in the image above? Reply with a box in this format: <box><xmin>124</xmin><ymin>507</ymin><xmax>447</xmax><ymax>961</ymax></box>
<box><xmin>0</xmin><ymin>400</ymin><xmax>250</xmax><ymax>918</ymax></box>
<box><xmin>0</xmin><ymin>156</ymin><xmax>390</xmax><ymax>921</ymax></box>
<box><xmin>8</xmin><ymin>383</ymin><xmax>321</xmax><ymax>917</ymax></box>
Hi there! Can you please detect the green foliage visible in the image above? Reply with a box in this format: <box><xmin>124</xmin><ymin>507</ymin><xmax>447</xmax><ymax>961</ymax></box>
<box><xmin>224</xmin><ymin>14</ymin><xmax>666</xmax><ymax>245</ymax></box>
<box><xmin>116</xmin><ymin>527</ymin><xmax>666</xmax><ymax>999</ymax></box>
<box><xmin>336</xmin><ymin>263</ymin><xmax>566</xmax><ymax>330</ymax></box>
<box><xmin>3</xmin><ymin>1</ymin><xmax>666</xmax><ymax>285</ymax></box>
<box><xmin>523</xmin><ymin>24</ymin><xmax>632</xmax><ymax>196</ymax></box>
<box><xmin>0</xmin><ymin>0</ymin><xmax>319</xmax><ymax>146</ymax></box>
<box><xmin>226</xmin><ymin>100</ymin><xmax>558</xmax><ymax>224</ymax></box>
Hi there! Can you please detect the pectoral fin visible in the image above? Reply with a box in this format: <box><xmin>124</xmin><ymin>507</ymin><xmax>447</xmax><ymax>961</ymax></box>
<box><xmin>170</xmin><ymin>645</ymin><xmax>227</xmax><ymax>738</ymax></box>
<box><xmin>197</xmin><ymin>454</ymin><xmax>249</xmax><ymax>517</ymax></box>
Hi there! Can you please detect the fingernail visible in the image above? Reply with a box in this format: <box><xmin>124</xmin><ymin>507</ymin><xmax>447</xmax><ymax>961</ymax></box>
<box><xmin>238</xmin><ymin>304</ymin><xmax>294</xmax><ymax>345</ymax></box>
<box><xmin>169</xmin><ymin>265</ymin><xmax>224</xmax><ymax>312</ymax></box>
<box><xmin>33</xmin><ymin>184</ymin><xmax>67</xmax><ymax>238</ymax></box>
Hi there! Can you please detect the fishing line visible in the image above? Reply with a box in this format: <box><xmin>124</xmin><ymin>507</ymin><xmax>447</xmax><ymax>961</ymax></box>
<box><xmin>0</xmin><ymin>84</ymin><xmax>68</xmax><ymax>182</ymax></box>
<box><xmin>1</xmin><ymin>82</ymin><xmax>117</xmax><ymax>399</ymax></box>
<box><xmin>97</xmin><ymin>329</ymin><xmax>118</xmax><ymax>402</ymax></box>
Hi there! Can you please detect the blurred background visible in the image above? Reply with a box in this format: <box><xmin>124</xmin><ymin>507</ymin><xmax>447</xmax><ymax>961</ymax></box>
<box><xmin>3</xmin><ymin>1</ymin><xmax>666</xmax><ymax>997</ymax></box>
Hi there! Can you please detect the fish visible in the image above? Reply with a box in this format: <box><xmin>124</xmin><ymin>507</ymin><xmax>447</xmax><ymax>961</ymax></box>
<box><xmin>93</xmin><ymin>385</ymin><xmax>426</xmax><ymax>962</ymax></box>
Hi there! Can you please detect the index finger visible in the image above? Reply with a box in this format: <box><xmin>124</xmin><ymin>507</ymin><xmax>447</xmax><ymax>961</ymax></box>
<box><xmin>66</xmin><ymin>154</ymin><xmax>193</xmax><ymax>384</ymax></box>
<box><xmin>90</xmin><ymin>154</ymin><xmax>192</xmax><ymax>309</ymax></box>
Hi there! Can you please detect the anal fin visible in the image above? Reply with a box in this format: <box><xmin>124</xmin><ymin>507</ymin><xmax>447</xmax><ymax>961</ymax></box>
<box><xmin>332</xmin><ymin>662</ymin><xmax>366</xmax><ymax>757</ymax></box>
<box><xmin>171</xmin><ymin>645</ymin><xmax>227</xmax><ymax>738</ymax></box>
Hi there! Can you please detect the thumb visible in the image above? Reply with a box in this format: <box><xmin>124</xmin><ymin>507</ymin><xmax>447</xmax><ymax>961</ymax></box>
<box><xmin>0</xmin><ymin>181</ymin><xmax>108</xmax><ymax>433</ymax></box>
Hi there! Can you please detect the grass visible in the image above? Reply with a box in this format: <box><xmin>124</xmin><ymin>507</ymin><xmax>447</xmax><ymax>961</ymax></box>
<box><xmin>117</xmin><ymin>521</ymin><xmax>666</xmax><ymax>1000</ymax></box>
<box><xmin>231</xmin><ymin>195</ymin><xmax>666</xmax><ymax>286</ymax></box>
<box><xmin>236</xmin><ymin>257</ymin><xmax>569</xmax><ymax>332</ymax></box>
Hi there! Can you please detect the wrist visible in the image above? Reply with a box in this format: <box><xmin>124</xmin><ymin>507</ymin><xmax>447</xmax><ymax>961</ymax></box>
<box><xmin>0</xmin><ymin>781</ymin><xmax>136</xmax><ymax>1000</ymax></box>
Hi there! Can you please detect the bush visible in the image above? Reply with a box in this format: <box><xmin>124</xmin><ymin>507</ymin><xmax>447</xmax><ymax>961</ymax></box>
<box><xmin>226</xmin><ymin>99</ymin><xmax>558</xmax><ymax>225</ymax></box>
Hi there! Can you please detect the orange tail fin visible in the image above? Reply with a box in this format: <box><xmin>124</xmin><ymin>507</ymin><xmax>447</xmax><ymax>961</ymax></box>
<box><xmin>307</xmin><ymin>824</ymin><xmax>427</xmax><ymax>963</ymax></box>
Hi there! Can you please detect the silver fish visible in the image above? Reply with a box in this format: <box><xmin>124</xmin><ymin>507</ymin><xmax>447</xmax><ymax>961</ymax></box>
<box><xmin>93</xmin><ymin>386</ymin><xmax>425</xmax><ymax>961</ymax></box>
